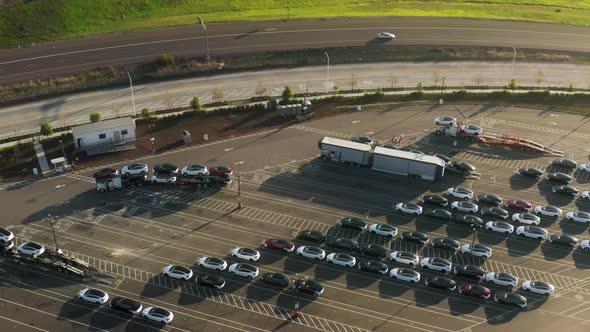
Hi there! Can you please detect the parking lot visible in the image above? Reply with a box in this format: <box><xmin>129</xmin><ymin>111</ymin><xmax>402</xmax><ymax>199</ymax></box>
<box><xmin>1</xmin><ymin>103</ymin><xmax>590</xmax><ymax>332</ymax></box>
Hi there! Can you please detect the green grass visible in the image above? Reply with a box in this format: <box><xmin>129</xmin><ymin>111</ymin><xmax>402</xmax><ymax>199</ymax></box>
<box><xmin>2</xmin><ymin>1</ymin><xmax>590</xmax><ymax>46</ymax></box>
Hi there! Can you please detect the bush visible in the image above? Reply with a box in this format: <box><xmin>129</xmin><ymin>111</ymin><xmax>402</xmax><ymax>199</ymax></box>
<box><xmin>507</xmin><ymin>79</ymin><xmax>518</xmax><ymax>90</ymax></box>
<box><xmin>190</xmin><ymin>96</ymin><xmax>201</xmax><ymax>112</ymax></box>
<box><xmin>281</xmin><ymin>86</ymin><xmax>293</xmax><ymax>105</ymax></box>
<box><xmin>141</xmin><ymin>108</ymin><xmax>152</xmax><ymax>119</ymax></box>
<box><xmin>416</xmin><ymin>82</ymin><xmax>423</xmax><ymax>92</ymax></box>
<box><xmin>40</xmin><ymin>123</ymin><xmax>53</xmax><ymax>136</ymax></box>
<box><xmin>89</xmin><ymin>112</ymin><xmax>102</xmax><ymax>123</ymax></box>
<box><xmin>158</xmin><ymin>54</ymin><xmax>175</xmax><ymax>66</ymax></box>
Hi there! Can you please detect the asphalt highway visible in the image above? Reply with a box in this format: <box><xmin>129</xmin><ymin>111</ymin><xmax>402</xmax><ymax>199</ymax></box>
<box><xmin>2</xmin><ymin>17</ymin><xmax>590</xmax><ymax>83</ymax></box>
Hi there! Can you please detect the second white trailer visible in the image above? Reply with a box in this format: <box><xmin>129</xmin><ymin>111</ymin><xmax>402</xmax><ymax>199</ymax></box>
<box><xmin>318</xmin><ymin>137</ymin><xmax>372</xmax><ymax>166</ymax></box>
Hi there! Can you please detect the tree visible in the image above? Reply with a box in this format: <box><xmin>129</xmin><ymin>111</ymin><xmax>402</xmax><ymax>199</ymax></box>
<box><xmin>141</xmin><ymin>108</ymin><xmax>152</xmax><ymax>119</ymax></box>
<box><xmin>190</xmin><ymin>97</ymin><xmax>202</xmax><ymax>111</ymax></box>
<box><xmin>568</xmin><ymin>83</ymin><xmax>575</xmax><ymax>92</ymax></box>
<box><xmin>534</xmin><ymin>69</ymin><xmax>545</xmax><ymax>88</ymax></box>
<box><xmin>211</xmin><ymin>87</ymin><xmax>225</xmax><ymax>104</ymax></box>
<box><xmin>158</xmin><ymin>54</ymin><xmax>175</xmax><ymax>66</ymax></box>
<box><xmin>472</xmin><ymin>74</ymin><xmax>484</xmax><ymax>87</ymax></box>
<box><xmin>350</xmin><ymin>74</ymin><xmax>358</xmax><ymax>90</ymax></box>
<box><xmin>89</xmin><ymin>112</ymin><xmax>102</xmax><ymax>123</ymax></box>
<box><xmin>281</xmin><ymin>86</ymin><xmax>293</xmax><ymax>104</ymax></box>
<box><xmin>507</xmin><ymin>79</ymin><xmax>518</xmax><ymax>90</ymax></box>
<box><xmin>416</xmin><ymin>82</ymin><xmax>423</xmax><ymax>92</ymax></box>
<box><xmin>40</xmin><ymin>122</ymin><xmax>53</xmax><ymax>137</ymax></box>
<box><xmin>432</xmin><ymin>72</ymin><xmax>442</xmax><ymax>87</ymax></box>
<box><xmin>389</xmin><ymin>74</ymin><xmax>399</xmax><ymax>88</ymax></box>
<box><xmin>255</xmin><ymin>81</ymin><xmax>267</xmax><ymax>97</ymax></box>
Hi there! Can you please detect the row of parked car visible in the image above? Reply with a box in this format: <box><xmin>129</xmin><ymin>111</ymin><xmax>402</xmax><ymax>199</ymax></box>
<box><xmin>92</xmin><ymin>163</ymin><xmax>234</xmax><ymax>184</ymax></box>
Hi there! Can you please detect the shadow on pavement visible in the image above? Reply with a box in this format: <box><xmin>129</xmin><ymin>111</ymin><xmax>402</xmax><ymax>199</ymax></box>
<box><xmin>378</xmin><ymin>278</ymin><xmax>411</xmax><ymax>298</ymax></box>
<box><xmin>346</xmin><ymin>270</ymin><xmax>379</xmax><ymax>290</ymax></box>
<box><xmin>476</xmin><ymin>229</ymin><xmax>509</xmax><ymax>246</ymax></box>
<box><xmin>572</xmin><ymin>248</ymin><xmax>590</xmax><ymax>269</ymax></box>
<box><xmin>540</xmin><ymin>241</ymin><xmax>573</xmax><ymax>261</ymax></box>
<box><xmin>447</xmin><ymin>294</ymin><xmax>482</xmax><ymax>316</ymax></box>
<box><xmin>483</xmin><ymin>304</ymin><xmax>520</xmax><ymax>324</ymax></box>
<box><xmin>313</xmin><ymin>262</ymin><xmax>346</xmax><ymax>281</ymax></box>
<box><xmin>90</xmin><ymin>307</ymin><xmax>127</xmax><ymax>330</ymax></box>
<box><xmin>559</xmin><ymin>219</ymin><xmax>588</xmax><ymax>235</ymax></box>
<box><xmin>414</xmin><ymin>287</ymin><xmax>446</xmax><ymax>307</ymax></box>
<box><xmin>246</xmin><ymin>279</ymin><xmax>281</xmax><ymax>301</ymax></box>
<box><xmin>505</xmin><ymin>235</ymin><xmax>541</xmax><ymax>257</ymax></box>
<box><xmin>284</xmin><ymin>253</ymin><xmax>315</xmax><ymax>275</ymax></box>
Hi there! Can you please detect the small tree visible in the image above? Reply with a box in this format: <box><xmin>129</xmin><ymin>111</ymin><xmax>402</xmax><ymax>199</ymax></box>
<box><xmin>281</xmin><ymin>86</ymin><xmax>293</xmax><ymax>104</ymax></box>
<box><xmin>211</xmin><ymin>87</ymin><xmax>225</xmax><ymax>104</ymax></box>
<box><xmin>158</xmin><ymin>54</ymin><xmax>175</xmax><ymax>66</ymax></box>
<box><xmin>473</xmin><ymin>74</ymin><xmax>484</xmax><ymax>87</ymax></box>
<box><xmin>40</xmin><ymin>122</ymin><xmax>53</xmax><ymax>137</ymax></box>
<box><xmin>350</xmin><ymin>73</ymin><xmax>358</xmax><ymax>90</ymax></box>
<box><xmin>534</xmin><ymin>69</ymin><xmax>545</xmax><ymax>88</ymax></box>
<box><xmin>416</xmin><ymin>82</ymin><xmax>423</xmax><ymax>92</ymax></box>
<box><xmin>389</xmin><ymin>75</ymin><xmax>399</xmax><ymax>88</ymax></box>
<box><xmin>141</xmin><ymin>108</ymin><xmax>152</xmax><ymax>119</ymax></box>
<box><xmin>432</xmin><ymin>72</ymin><xmax>442</xmax><ymax>87</ymax></box>
<box><xmin>255</xmin><ymin>81</ymin><xmax>267</xmax><ymax>97</ymax></box>
<box><xmin>190</xmin><ymin>96</ymin><xmax>202</xmax><ymax>111</ymax></box>
<box><xmin>568</xmin><ymin>83</ymin><xmax>575</xmax><ymax>92</ymax></box>
<box><xmin>507</xmin><ymin>79</ymin><xmax>518</xmax><ymax>90</ymax></box>
<box><xmin>89</xmin><ymin>112</ymin><xmax>102</xmax><ymax>123</ymax></box>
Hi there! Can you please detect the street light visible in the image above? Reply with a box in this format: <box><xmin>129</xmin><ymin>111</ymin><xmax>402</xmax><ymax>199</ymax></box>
<box><xmin>127</xmin><ymin>72</ymin><xmax>137</xmax><ymax>117</ymax></box>
<box><xmin>48</xmin><ymin>214</ymin><xmax>60</xmax><ymax>253</ymax></box>
<box><xmin>150</xmin><ymin>137</ymin><xmax>155</xmax><ymax>154</ymax></box>
<box><xmin>324</xmin><ymin>51</ymin><xmax>330</xmax><ymax>93</ymax></box>
<box><xmin>235</xmin><ymin>161</ymin><xmax>245</xmax><ymax>209</ymax></box>
<box><xmin>511</xmin><ymin>47</ymin><xmax>516</xmax><ymax>73</ymax></box>
<box><xmin>58</xmin><ymin>139</ymin><xmax>66</xmax><ymax>161</ymax></box>
<box><xmin>197</xmin><ymin>16</ymin><xmax>210</xmax><ymax>61</ymax></box>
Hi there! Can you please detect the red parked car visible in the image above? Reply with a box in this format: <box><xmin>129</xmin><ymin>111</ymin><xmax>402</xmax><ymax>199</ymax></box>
<box><xmin>504</xmin><ymin>199</ymin><xmax>532</xmax><ymax>212</ymax></box>
<box><xmin>209</xmin><ymin>166</ymin><xmax>234</xmax><ymax>177</ymax></box>
<box><xmin>264</xmin><ymin>239</ymin><xmax>295</xmax><ymax>252</ymax></box>
<box><xmin>458</xmin><ymin>282</ymin><xmax>491</xmax><ymax>300</ymax></box>
<box><xmin>93</xmin><ymin>167</ymin><xmax>119</xmax><ymax>180</ymax></box>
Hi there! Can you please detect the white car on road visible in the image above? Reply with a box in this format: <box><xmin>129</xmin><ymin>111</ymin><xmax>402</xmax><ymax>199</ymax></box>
<box><xmin>395</xmin><ymin>203</ymin><xmax>423</xmax><ymax>215</ymax></box>
<box><xmin>566</xmin><ymin>211</ymin><xmax>590</xmax><ymax>223</ymax></box>
<box><xmin>181</xmin><ymin>164</ymin><xmax>208</xmax><ymax>176</ymax></box>
<box><xmin>579</xmin><ymin>164</ymin><xmax>590</xmax><ymax>172</ymax></box>
<box><xmin>198</xmin><ymin>257</ymin><xmax>228</xmax><ymax>271</ymax></box>
<box><xmin>369</xmin><ymin>223</ymin><xmax>398</xmax><ymax>237</ymax></box>
<box><xmin>446</xmin><ymin>187</ymin><xmax>473</xmax><ymax>200</ymax></box>
<box><xmin>581</xmin><ymin>240</ymin><xmax>590</xmax><ymax>251</ymax></box>
<box><xmin>388</xmin><ymin>251</ymin><xmax>419</xmax><ymax>266</ymax></box>
<box><xmin>78</xmin><ymin>288</ymin><xmax>109</xmax><ymax>304</ymax></box>
<box><xmin>534</xmin><ymin>205</ymin><xmax>562</xmax><ymax>217</ymax></box>
<box><xmin>522</xmin><ymin>280</ymin><xmax>555</xmax><ymax>296</ymax></box>
<box><xmin>326</xmin><ymin>253</ymin><xmax>356</xmax><ymax>267</ymax></box>
<box><xmin>485</xmin><ymin>272</ymin><xmax>518</xmax><ymax>288</ymax></box>
<box><xmin>296</xmin><ymin>246</ymin><xmax>326</xmax><ymax>260</ymax></box>
<box><xmin>461</xmin><ymin>244</ymin><xmax>492</xmax><ymax>258</ymax></box>
<box><xmin>376</xmin><ymin>32</ymin><xmax>396</xmax><ymax>39</ymax></box>
<box><xmin>583</xmin><ymin>191</ymin><xmax>590</xmax><ymax>200</ymax></box>
<box><xmin>512</xmin><ymin>213</ymin><xmax>540</xmax><ymax>225</ymax></box>
<box><xmin>390</xmin><ymin>268</ymin><xmax>421</xmax><ymax>283</ymax></box>
<box><xmin>463</xmin><ymin>124</ymin><xmax>483</xmax><ymax>135</ymax></box>
<box><xmin>451</xmin><ymin>201</ymin><xmax>478</xmax><ymax>213</ymax></box>
<box><xmin>485</xmin><ymin>221</ymin><xmax>514</xmax><ymax>234</ymax></box>
<box><xmin>150</xmin><ymin>175</ymin><xmax>177</xmax><ymax>184</ymax></box>
<box><xmin>434</xmin><ymin>116</ymin><xmax>457</xmax><ymax>126</ymax></box>
<box><xmin>420</xmin><ymin>257</ymin><xmax>452</xmax><ymax>273</ymax></box>
<box><xmin>0</xmin><ymin>227</ymin><xmax>14</xmax><ymax>243</ymax></box>
<box><xmin>230</xmin><ymin>247</ymin><xmax>261</xmax><ymax>262</ymax></box>
<box><xmin>228</xmin><ymin>263</ymin><xmax>259</xmax><ymax>279</ymax></box>
<box><xmin>16</xmin><ymin>242</ymin><xmax>45</xmax><ymax>256</ymax></box>
<box><xmin>142</xmin><ymin>307</ymin><xmax>174</xmax><ymax>325</ymax></box>
<box><xmin>122</xmin><ymin>163</ymin><xmax>148</xmax><ymax>175</ymax></box>
<box><xmin>516</xmin><ymin>225</ymin><xmax>548</xmax><ymax>240</ymax></box>
<box><xmin>161</xmin><ymin>265</ymin><xmax>193</xmax><ymax>280</ymax></box>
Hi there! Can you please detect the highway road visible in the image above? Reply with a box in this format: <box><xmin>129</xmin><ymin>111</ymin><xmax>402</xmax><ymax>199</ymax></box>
<box><xmin>2</xmin><ymin>17</ymin><xmax>590</xmax><ymax>83</ymax></box>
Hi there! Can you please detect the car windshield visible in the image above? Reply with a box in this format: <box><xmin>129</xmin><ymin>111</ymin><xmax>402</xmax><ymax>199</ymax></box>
<box><xmin>174</xmin><ymin>266</ymin><xmax>190</xmax><ymax>274</ymax></box>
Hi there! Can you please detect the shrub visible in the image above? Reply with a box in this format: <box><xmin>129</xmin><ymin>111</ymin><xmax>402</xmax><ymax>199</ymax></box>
<box><xmin>158</xmin><ymin>54</ymin><xmax>175</xmax><ymax>66</ymax></box>
<box><xmin>281</xmin><ymin>86</ymin><xmax>293</xmax><ymax>105</ymax></box>
<box><xmin>191</xmin><ymin>97</ymin><xmax>201</xmax><ymax>111</ymax></box>
<box><xmin>507</xmin><ymin>79</ymin><xmax>518</xmax><ymax>90</ymax></box>
<box><xmin>141</xmin><ymin>108</ymin><xmax>152</xmax><ymax>119</ymax></box>
<box><xmin>40</xmin><ymin>123</ymin><xmax>53</xmax><ymax>136</ymax></box>
<box><xmin>416</xmin><ymin>82</ymin><xmax>423</xmax><ymax>92</ymax></box>
<box><xmin>89</xmin><ymin>112</ymin><xmax>102</xmax><ymax>123</ymax></box>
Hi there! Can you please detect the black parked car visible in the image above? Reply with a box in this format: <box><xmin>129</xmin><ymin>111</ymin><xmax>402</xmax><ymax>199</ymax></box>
<box><xmin>431</xmin><ymin>238</ymin><xmax>461</xmax><ymax>251</ymax></box>
<box><xmin>339</xmin><ymin>217</ymin><xmax>368</xmax><ymax>231</ymax></box>
<box><xmin>480</xmin><ymin>207</ymin><xmax>509</xmax><ymax>219</ymax></box>
<box><xmin>552</xmin><ymin>159</ymin><xmax>577</xmax><ymax>169</ymax></box>
<box><xmin>197</xmin><ymin>274</ymin><xmax>226</xmax><ymax>289</ymax></box>
<box><xmin>262</xmin><ymin>272</ymin><xmax>291</xmax><ymax>287</ymax></box>
<box><xmin>400</xmin><ymin>231</ymin><xmax>429</xmax><ymax>244</ymax></box>
<box><xmin>454</xmin><ymin>215</ymin><xmax>484</xmax><ymax>228</ymax></box>
<box><xmin>453</xmin><ymin>264</ymin><xmax>486</xmax><ymax>282</ymax></box>
<box><xmin>548</xmin><ymin>234</ymin><xmax>578</xmax><ymax>248</ymax></box>
<box><xmin>435</xmin><ymin>154</ymin><xmax>451</xmax><ymax>164</ymax></box>
<box><xmin>293</xmin><ymin>279</ymin><xmax>324</xmax><ymax>297</ymax></box>
<box><xmin>425</xmin><ymin>276</ymin><xmax>457</xmax><ymax>291</ymax></box>
<box><xmin>421</xmin><ymin>194</ymin><xmax>449</xmax><ymax>207</ymax></box>
<box><xmin>153</xmin><ymin>163</ymin><xmax>179</xmax><ymax>175</ymax></box>
<box><xmin>359</xmin><ymin>243</ymin><xmax>388</xmax><ymax>258</ymax></box>
<box><xmin>552</xmin><ymin>185</ymin><xmax>579</xmax><ymax>196</ymax></box>
<box><xmin>327</xmin><ymin>238</ymin><xmax>359</xmax><ymax>252</ymax></box>
<box><xmin>494</xmin><ymin>291</ymin><xmax>527</xmax><ymax>308</ymax></box>
<box><xmin>517</xmin><ymin>167</ymin><xmax>544</xmax><ymax>179</ymax></box>
<box><xmin>447</xmin><ymin>161</ymin><xmax>476</xmax><ymax>174</ymax></box>
<box><xmin>475</xmin><ymin>194</ymin><xmax>503</xmax><ymax>206</ymax></box>
<box><xmin>109</xmin><ymin>297</ymin><xmax>142</xmax><ymax>316</ymax></box>
<box><xmin>545</xmin><ymin>172</ymin><xmax>572</xmax><ymax>184</ymax></box>
<box><xmin>358</xmin><ymin>260</ymin><xmax>389</xmax><ymax>275</ymax></box>
<box><xmin>298</xmin><ymin>230</ymin><xmax>326</xmax><ymax>243</ymax></box>
<box><xmin>424</xmin><ymin>208</ymin><xmax>452</xmax><ymax>221</ymax></box>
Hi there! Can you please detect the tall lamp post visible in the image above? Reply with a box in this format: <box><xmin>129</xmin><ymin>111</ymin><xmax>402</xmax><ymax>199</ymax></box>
<box><xmin>58</xmin><ymin>139</ymin><xmax>66</xmax><ymax>161</ymax></box>
<box><xmin>235</xmin><ymin>161</ymin><xmax>244</xmax><ymax>209</ymax></box>
<box><xmin>48</xmin><ymin>214</ymin><xmax>60</xmax><ymax>253</ymax></box>
<box><xmin>198</xmin><ymin>16</ymin><xmax>210</xmax><ymax>61</ymax></box>
<box><xmin>324</xmin><ymin>51</ymin><xmax>330</xmax><ymax>93</ymax></box>
<box><xmin>127</xmin><ymin>72</ymin><xmax>137</xmax><ymax>117</ymax></box>
<box><xmin>511</xmin><ymin>47</ymin><xmax>517</xmax><ymax>73</ymax></box>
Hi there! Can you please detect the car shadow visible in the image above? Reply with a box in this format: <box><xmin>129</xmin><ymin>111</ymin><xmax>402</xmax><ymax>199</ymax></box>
<box><xmin>314</xmin><ymin>262</ymin><xmax>346</xmax><ymax>281</ymax></box>
<box><xmin>246</xmin><ymin>279</ymin><xmax>281</xmax><ymax>301</ymax></box>
<box><xmin>90</xmin><ymin>307</ymin><xmax>127</xmax><ymax>330</ymax></box>
<box><xmin>57</xmin><ymin>298</ymin><xmax>97</xmax><ymax>320</ymax></box>
<box><xmin>572</xmin><ymin>248</ymin><xmax>590</xmax><ymax>269</ymax></box>
<box><xmin>509</xmin><ymin>175</ymin><xmax>538</xmax><ymax>190</ymax></box>
<box><xmin>258</xmin><ymin>246</ymin><xmax>288</xmax><ymax>265</ymax></box>
<box><xmin>447</xmin><ymin>294</ymin><xmax>482</xmax><ymax>316</ymax></box>
<box><xmin>540</xmin><ymin>241</ymin><xmax>573</xmax><ymax>261</ymax></box>
<box><xmin>445</xmin><ymin>223</ymin><xmax>474</xmax><ymax>240</ymax></box>
<box><xmin>414</xmin><ymin>287</ymin><xmax>446</xmax><ymax>307</ymax></box>
<box><xmin>284</xmin><ymin>253</ymin><xmax>315</xmax><ymax>275</ymax></box>
<box><xmin>378</xmin><ymin>278</ymin><xmax>412</xmax><ymax>298</ymax></box>
<box><xmin>516</xmin><ymin>289</ymin><xmax>548</xmax><ymax>310</ymax></box>
<box><xmin>346</xmin><ymin>270</ymin><xmax>379</xmax><ymax>290</ymax></box>
<box><xmin>140</xmin><ymin>275</ymin><xmax>174</xmax><ymax>298</ymax></box>
<box><xmin>505</xmin><ymin>236</ymin><xmax>541</xmax><ymax>257</ymax></box>
<box><xmin>558</xmin><ymin>219</ymin><xmax>588</xmax><ymax>235</ymax></box>
<box><xmin>415</xmin><ymin>216</ymin><xmax>445</xmax><ymax>233</ymax></box>
<box><xmin>276</xmin><ymin>290</ymin><xmax>314</xmax><ymax>310</ymax></box>
<box><xmin>477</xmin><ymin>229</ymin><xmax>509</xmax><ymax>246</ymax></box>
<box><xmin>537</xmin><ymin>216</ymin><xmax>559</xmax><ymax>228</ymax></box>
<box><xmin>483</xmin><ymin>303</ymin><xmax>520</xmax><ymax>324</ymax></box>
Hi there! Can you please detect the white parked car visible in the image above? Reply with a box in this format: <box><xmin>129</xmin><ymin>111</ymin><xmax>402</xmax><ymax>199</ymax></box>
<box><xmin>485</xmin><ymin>272</ymin><xmax>518</xmax><ymax>288</ymax></box>
<box><xmin>326</xmin><ymin>252</ymin><xmax>356</xmax><ymax>267</ymax></box>
<box><xmin>395</xmin><ymin>203</ymin><xmax>423</xmax><ymax>215</ymax></box>
<box><xmin>579</xmin><ymin>164</ymin><xmax>590</xmax><ymax>172</ymax></box>
<box><xmin>142</xmin><ymin>307</ymin><xmax>174</xmax><ymax>325</ymax></box>
<box><xmin>516</xmin><ymin>225</ymin><xmax>548</xmax><ymax>240</ymax></box>
<box><xmin>461</xmin><ymin>243</ymin><xmax>492</xmax><ymax>258</ymax></box>
<box><xmin>376</xmin><ymin>32</ymin><xmax>396</xmax><ymax>39</ymax></box>
<box><xmin>122</xmin><ymin>163</ymin><xmax>148</xmax><ymax>175</ymax></box>
<box><xmin>198</xmin><ymin>257</ymin><xmax>228</xmax><ymax>271</ymax></box>
<box><xmin>463</xmin><ymin>124</ymin><xmax>483</xmax><ymax>135</ymax></box>
<box><xmin>522</xmin><ymin>280</ymin><xmax>555</xmax><ymax>296</ymax></box>
<box><xmin>78</xmin><ymin>288</ymin><xmax>109</xmax><ymax>304</ymax></box>
<box><xmin>228</xmin><ymin>263</ymin><xmax>259</xmax><ymax>279</ymax></box>
<box><xmin>485</xmin><ymin>221</ymin><xmax>514</xmax><ymax>234</ymax></box>
<box><xmin>388</xmin><ymin>251</ymin><xmax>419</xmax><ymax>266</ymax></box>
<box><xmin>420</xmin><ymin>257</ymin><xmax>452</xmax><ymax>273</ymax></box>
<box><xmin>0</xmin><ymin>227</ymin><xmax>14</xmax><ymax>243</ymax></box>
<box><xmin>566</xmin><ymin>211</ymin><xmax>590</xmax><ymax>223</ymax></box>
<box><xmin>181</xmin><ymin>164</ymin><xmax>208</xmax><ymax>176</ymax></box>
<box><xmin>16</xmin><ymin>242</ymin><xmax>45</xmax><ymax>256</ymax></box>
<box><xmin>390</xmin><ymin>268</ymin><xmax>421</xmax><ymax>283</ymax></box>
<box><xmin>296</xmin><ymin>246</ymin><xmax>326</xmax><ymax>260</ymax></box>
<box><xmin>512</xmin><ymin>213</ymin><xmax>540</xmax><ymax>225</ymax></box>
<box><xmin>446</xmin><ymin>187</ymin><xmax>473</xmax><ymax>200</ymax></box>
<box><xmin>581</xmin><ymin>240</ymin><xmax>590</xmax><ymax>251</ymax></box>
<box><xmin>451</xmin><ymin>201</ymin><xmax>478</xmax><ymax>213</ymax></box>
<box><xmin>434</xmin><ymin>116</ymin><xmax>457</xmax><ymax>126</ymax></box>
<box><xmin>583</xmin><ymin>191</ymin><xmax>590</xmax><ymax>200</ymax></box>
<box><xmin>161</xmin><ymin>265</ymin><xmax>193</xmax><ymax>280</ymax></box>
<box><xmin>230</xmin><ymin>247</ymin><xmax>261</xmax><ymax>261</ymax></box>
<box><xmin>369</xmin><ymin>223</ymin><xmax>398</xmax><ymax>237</ymax></box>
<box><xmin>150</xmin><ymin>175</ymin><xmax>177</xmax><ymax>184</ymax></box>
<box><xmin>534</xmin><ymin>205</ymin><xmax>562</xmax><ymax>217</ymax></box>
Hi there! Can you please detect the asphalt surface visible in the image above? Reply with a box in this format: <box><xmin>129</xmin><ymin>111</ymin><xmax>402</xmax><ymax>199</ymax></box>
<box><xmin>2</xmin><ymin>17</ymin><xmax>590</xmax><ymax>83</ymax></box>
<box><xmin>1</xmin><ymin>104</ymin><xmax>590</xmax><ymax>331</ymax></box>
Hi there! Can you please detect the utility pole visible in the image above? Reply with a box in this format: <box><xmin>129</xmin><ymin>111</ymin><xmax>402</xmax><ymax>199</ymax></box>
<box><xmin>127</xmin><ymin>72</ymin><xmax>137</xmax><ymax>117</ymax></box>
<box><xmin>59</xmin><ymin>139</ymin><xmax>66</xmax><ymax>161</ymax></box>
<box><xmin>48</xmin><ymin>214</ymin><xmax>60</xmax><ymax>253</ymax></box>
<box><xmin>235</xmin><ymin>161</ymin><xmax>245</xmax><ymax>209</ymax></box>
<box><xmin>198</xmin><ymin>16</ymin><xmax>210</xmax><ymax>61</ymax></box>
<box><xmin>324</xmin><ymin>51</ymin><xmax>330</xmax><ymax>93</ymax></box>
<box><xmin>511</xmin><ymin>47</ymin><xmax>516</xmax><ymax>73</ymax></box>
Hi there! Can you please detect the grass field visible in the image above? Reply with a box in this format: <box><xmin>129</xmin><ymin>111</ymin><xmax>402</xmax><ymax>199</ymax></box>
<box><xmin>1</xmin><ymin>0</ymin><xmax>590</xmax><ymax>46</ymax></box>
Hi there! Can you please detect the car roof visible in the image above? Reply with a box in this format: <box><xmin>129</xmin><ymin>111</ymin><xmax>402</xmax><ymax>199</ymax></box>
<box><xmin>172</xmin><ymin>265</ymin><xmax>191</xmax><ymax>273</ymax></box>
<box><xmin>151</xmin><ymin>307</ymin><xmax>170</xmax><ymax>316</ymax></box>
<box><xmin>87</xmin><ymin>289</ymin><xmax>105</xmax><ymax>296</ymax></box>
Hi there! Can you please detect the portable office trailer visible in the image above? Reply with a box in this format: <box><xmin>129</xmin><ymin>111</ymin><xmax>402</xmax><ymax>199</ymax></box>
<box><xmin>318</xmin><ymin>137</ymin><xmax>372</xmax><ymax>166</ymax></box>
<box><xmin>371</xmin><ymin>147</ymin><xmax>445</xmax><ymax>181</ymax></box>
<box><xmin>72</xmin><ymin>117</ymin><xmax>136</xmax><ymax>156</ymax></box>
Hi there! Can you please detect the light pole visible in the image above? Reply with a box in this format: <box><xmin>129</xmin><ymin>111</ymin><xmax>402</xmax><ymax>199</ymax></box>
<box><xmin>127</xmin><ymin>72</ymin><xmax>137</xmax><ymax>117</ymax></box>
<box><xmin>48</xmin><ymin>214</ymin><xmax>60</xmax><ymax>253</ymax></box>
<box><xmin>58</xmin><ymin>139</ymin><xmax>65</xmax><ymax>161</ymax></box>
<box><xmin>470</xmin><ymin>227</ymin><xmax>478</xmax><ymax>255</ymax></box>
<box><xmin>324</xmin><ymin>51</ymin><xmax>330</xmax><ymax>93</ymax></box>
<box><xmin>235</xmin><ymin>161</ymin><xmax>244</xmax><ymax>209</ymax></box>
<box><xmin>198</xmin><ymin>16</ymin><xmax>210</xmax><ymax>61</ymax></box>
<box><xmin>511</xmin><ymin>47</ymin><xmax>516</xmax><ymax>73</ymax></box>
